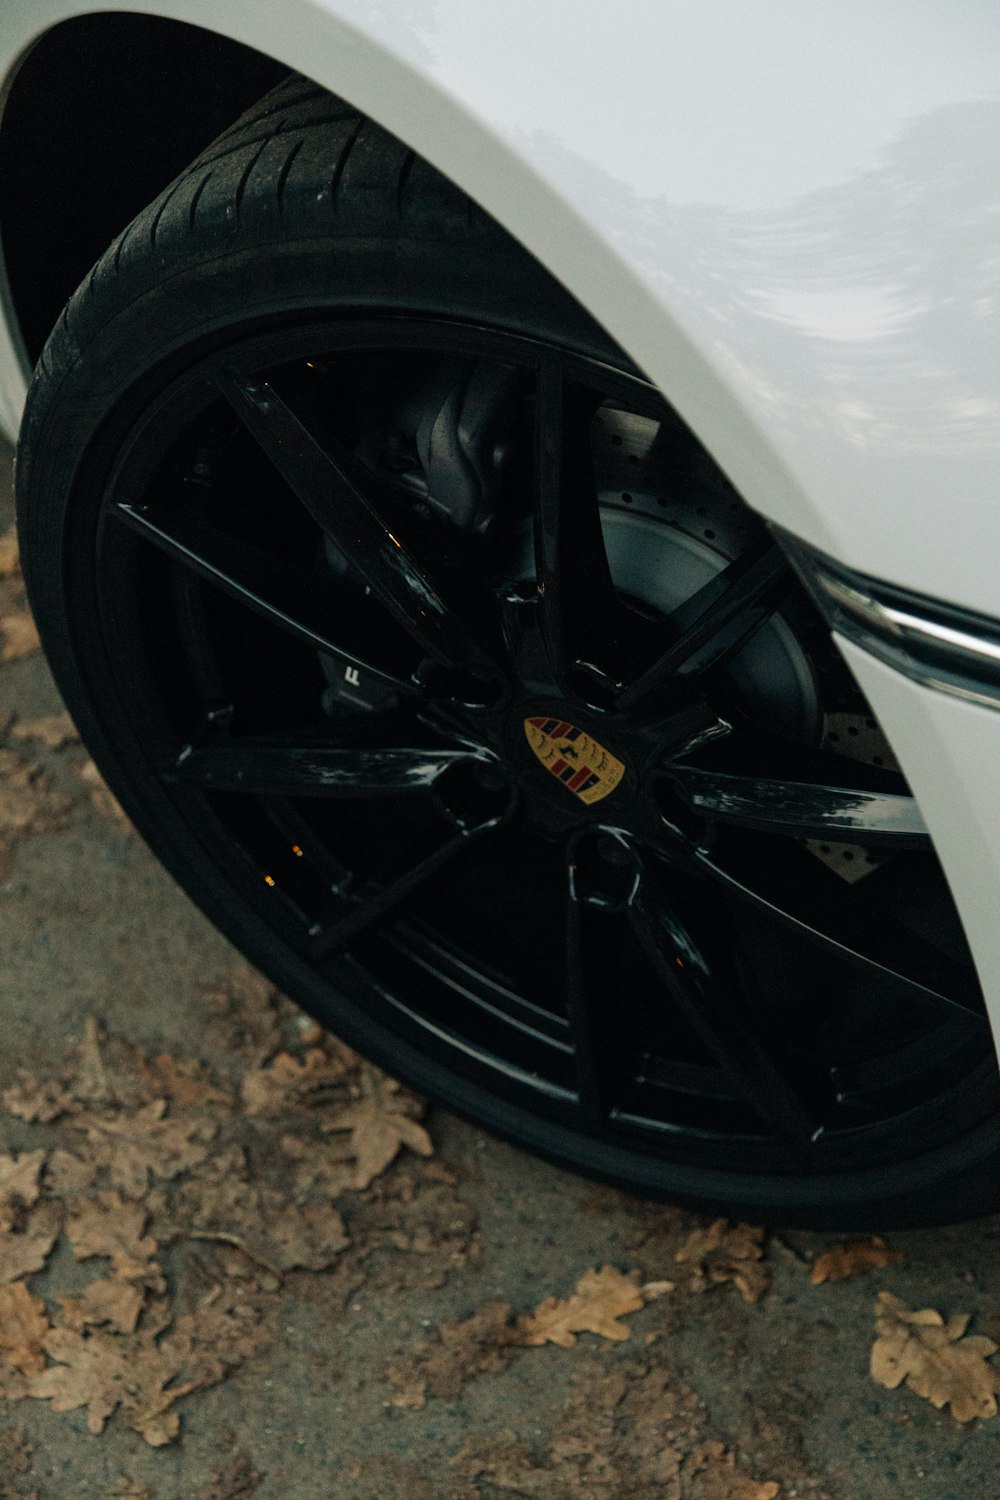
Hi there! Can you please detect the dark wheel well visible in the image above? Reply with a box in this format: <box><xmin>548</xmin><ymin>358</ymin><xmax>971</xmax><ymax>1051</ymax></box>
<box><xmin>0</xmin><ymin>11</ymin><xmax>285</xmax><ymax>369</ymax></box>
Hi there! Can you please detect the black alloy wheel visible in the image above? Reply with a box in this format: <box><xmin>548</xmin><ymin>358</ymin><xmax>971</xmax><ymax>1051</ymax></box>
<box><xmin>17</xmin><ymin>76</ymin><xmax>1000</xmax><ymax>1227</ymax></box>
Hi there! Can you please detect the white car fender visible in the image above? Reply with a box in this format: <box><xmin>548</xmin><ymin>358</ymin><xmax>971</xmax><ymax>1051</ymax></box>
<box><xmin>3</xmin><ymin>2</ymin><xmax>1000</xmax><ymax>1035</ymax></box>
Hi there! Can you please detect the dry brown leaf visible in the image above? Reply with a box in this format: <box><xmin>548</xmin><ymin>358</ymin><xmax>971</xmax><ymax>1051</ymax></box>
<box><xmin>676</xmin><ymin>1220</ymin><xmax>769</xmax><ymax>1304</ymax></box>
<box><xmin>197</xmin><ymin>1455</ymin><xmax>263</xmax><ymax>1500</ymax></box>
<box><xmin>184</xmin><ymin>1175</ymin><xmax>349</xmax><ymax>1273</ymax></box>
<box><xmin>110</xmin><ymin>1481</ymin><xmax>152</xmax><ymax>1500</ymax></box>
<box><xmin>58</xmin><ymin>1277</ymin><xmax>144</xmax><ymax>1335</ymax></box>
<box><xmin>45</xmin><ymin>1148</ymin><xmax>97</xmax><ymax>1197</ymax></box>
<box><xmin>140</xmin><ymin>1051</ymin><xmax>232</xmax><ymax>1111</ymax></box>
<box><xmin>0</xmin><ymin>1201</ymin><xmax>61</xmax><ymax>1285</ymax></box>
<box><xmin>0</xmin><ymin>527</ymin><xmax>18</xmax><ymax>579</ymax></box>
<box><xmin>65</xmin><ymin>1017</ymin><xmax>230</xmax><ymax>1114</ymax></box>
<box><xmin>0</xmin><ymin>1424</ymin><xmax>33</xmax><ymax>1500</ymax></box>
<box><xmin>2</xmin><ymin>1072</ymin><xmax>74</xmax><ymax>1124</ymax></box>
<box><xmin>811</xmin><ymin>1236</ymin><xmax>903</xmax><ymax>1285</ymax></box>
<box><xmin>66</xmin><ymin>1191</ymin><xmax>163</xmax><ymax>1287</ymax></box>
<box><xmin>871</xmin><ymin>1290</ymin><xmax>1000</xmax><ymax>1422</ymax></box>
<box><xmin>10</xmin><ymin>712</ymin><xmax>79</xmax><ymax>750</ymax></box>
<box><xmin>387</xmin><ymin>1300</ymin><xmax>517</xmax><ymax>1409</ymax></box>
<box><xmin>453</xmin><ymin>1358</ymin><xmax>782</xmax><ymax>1500</ymax></box>
<box><xmin>201</xmin><ymin>963</ymin><xmax>289</xmax><ymax>1067</ymax></box>
<box><xmin>0</xmin><ymin>609</ymin><xmax>40</xmax><ymax>662</ymax></box>
<box><xmin>263</xmin><ymin>1201</ymin><xmax>350</xmax><ymax>1272</ymax></box>
<box><xmin>72</xmin><ymin>1099</ymin><xmax>216</xmax><ymax>1196</ymax></box>
<box><xmin>323</xmin><ymin>1064</ymin><xmax>433</xmax><ymax>1188</ymax></box>
<box><xmin>29</xmin><ymin>1272</ymin><xmax>268</xmax><ymax>1447</ymax></box>
<box><xmin>280</xmin><ymin>1132</ymin><xmax>355</xmax><ymax>1201</ymax></box>
<box><xmin>0</xmin><ymin>1150</ymin><xmax>45</xmax><ymax>1231</ymax></box>
<box><xmin>76</xmin><ymin>757</ymin><xmax>130</xmax><ymax>826</ymax></box>
<box><xmin>687</xmin><ymin>1440</ymin><xmax>781</xmax><ymax>1499</ymax></box>
<box><xmin>27</xmin><ymin>1325</ymin><xmax>175</xmax><ymax>1441</ymax></box>
<box><xmin>347</xmin><ymin>1172</ymin><xmax>480</xmax><ymax>1292</ymax></box>
<box><xmin>517</xmin><ymin>1265</ymin><xmax>673</xmax><ymax>1349</ymax></box>
<box><xmin>72</xmin><ymin>1015</ymin><xmax>112</xmax><ymax>1105</ymax></box>
<box><xmin>241</xmin><ymin>1044</ymin><xmax>350</xmax><ymax>1118</ymax></box>
<box><xmin>0</xmin><ymin>1282</ymin><xmax>50</xmax><ymax>1397</ymax></box>
<box><xmin>0</xmin><ymin>748</ymin><xmax>71</xmax><ymax>878</ymax></box>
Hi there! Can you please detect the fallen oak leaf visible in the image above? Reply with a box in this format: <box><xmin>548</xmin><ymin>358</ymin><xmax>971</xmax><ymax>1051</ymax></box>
<box><xmin>0</xmin><ymin>749</ymin><xmax>71</xmax><ymax>879</ymax></box>
<box><xmin>183</xmin><ymin>1175</ymin><xmax>348</xmax><ymax>1273</ymax></box>
<box><xmin>676</xmin><ymin>1219</ymin><xmax>769</xmax><ymax>1304</ymax></box>
<box><xmin>65</xmin><ymin>1191</ymin><xmax>163</xmax><ymax>1289</ymax></box>
<box><xmin>516</xmin><ymin>1265</ymin><xmax>673</xmax><ymax>1349</ymax></box>
<box><xmin>241</xmin><ymin>1044</ymin><xmax>351</xmax><ymax>1118</ymax></box>
<box><xmin>0</xmin><ymin>1150</ymin><xmax>46</xmax><ymax>1231</ymax></box>
<box><xmin>871</xmin><ymin>1290</ymin><xmax>1000</xmax><ymax>1422</ymax></box>
<box><xmin>0</xmin><ymin>609</ymin><xmax>40</xmax><ymax>662</ymax></box>
<box><xmin>0</xmin><ymin>1422</ymin><xmax>31</xmax><ymax>1482</ymax></box>
<box><xmin>71</xmin><ymin>1098</ymin><xmax>216</xmax><ymax>1197</ymax></box>
<box><xmin>0</xmin><ymin>1201</ymin><xmax>61</xmax><ymax>1284</ymax></box>
<box><xmin>28</xmin><ymin>1274</ymin><xmax>269</xmax><ymax>1448</ymax></box>
<box><xmin>26</xmin><ymin>1325</ymin><xmax>176</xmax><ymax>1441</ymax></box>
<box><xmin>811</xmin><ymin>1236</ymin><xmax>902</xmax><ymax>1285</ymax></box>
<box><xmin>197</xmin><ymin>1455</ymin><xmax>263</xmax><ymax>1500</ymax></box>
<box><xmin>387</xmin><ymin>1300</ymin><xmax>517</xmax><ymax>1409</ymax></box>
<box><xmin>0</xmin><ymin>1282</ymin><xmax>50</xmax><ymax>1396</ymax></box>
<box><xmin>280</xmin><ymin>1132</ymin><xmax>355</xmax><ymax>1201</ymax></box>
<box><xmin>2</xmin><ymin>1073</ymin><xmax>75</xmax><ymax>1124</ymax></box>
<box><xmin>58</xmin><ymin>1277</ymin><xmax>144</xmax><ymax>1335</ymax></box>
<box><xmin>323</xmin><ymin>1064</ymin><xmax>433</xmax><ymax>1188</ymax></box>
<box><xmin>686</xmin><ymin>1439</ymin><xmax>780</xmax><ymax>1499</ymax></box>
<box><xmin>76</xmin><ymin>757</ymin><xmax>131</xmax><ymax>826</ymax></box>
<box><xmin>139</xmin><ymin>1050</ymin><xmax>232</xmax><ymax>1111</ymax></box>
<box><xmin>10</xmin><ymin>712</ymin><xmax>79</xmax><ymax>750</ymax></box>
<box><xmin>200</xmin><ymin>962</ymin><xmax>290</xmax><ymax>1068</ymax></box>
<box><xmin>0</xmin><ymin>527</ymin><xmax>18</xmax><ymax>578</ymax></box>
<box><xmin>45</xmin><ymin>1148</ymin><xmax>97</xmax><ymax>1198</ymax></box>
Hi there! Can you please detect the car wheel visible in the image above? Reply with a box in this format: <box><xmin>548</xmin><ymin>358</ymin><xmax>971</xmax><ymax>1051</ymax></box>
<box><xmin>17</xmin><ymin>76</ymin><xmax>1000</xmax><ymax>1227</ymax></box>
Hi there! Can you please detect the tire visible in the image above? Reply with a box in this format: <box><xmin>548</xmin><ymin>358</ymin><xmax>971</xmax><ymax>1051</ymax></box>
<box><xmin>17</xmin><ymin>75</ymin><xmax>1000</xmax><ymax>1228</ymax></box>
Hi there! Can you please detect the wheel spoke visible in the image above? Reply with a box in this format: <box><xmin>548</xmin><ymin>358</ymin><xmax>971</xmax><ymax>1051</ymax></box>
<box><xmin>698</xmin><ymin>842</ymin><xmax>986</xmax><ymax>1020</ymax></box>
<box><xmin>617</xmin><ymin>542</ymin><xmax>788</xmax><ymax>712</ymax></box>
<box><xmin>219</xmin><ymin>371</ymin><xmax>501</xmax><ymax>678</ymax></box>
<box><xmin>565</xmin><ymin>842</ymin><xmax>633</xmax><ymax>1123</ymax></box>
<box><xmin>671</xmin><ymin>764</ymin><xmax>929</xmax><ymax>844</ymax></box>
<box><xmin>309</xmin><ymin>792</ymin><xmax>514</xmax><ymax>957</ymax></box>
<box><xmin>533</xmin><ymin>361</ymin><xmax>619</xmax><ymax>688</ymax></box>
<box><xmin>112</xmin><ymin>500</ymin><xmax>420</xmax><ymax>697</ymax></box>
<box><xmin>628</xmin><ymin>864</ymin><xmax>821</xmax><ymax>1141</ymax></box>
<box><xmin>166</xmin><ymin>735</ymin><xmax>487</xmax><ymax>798</ymax></box>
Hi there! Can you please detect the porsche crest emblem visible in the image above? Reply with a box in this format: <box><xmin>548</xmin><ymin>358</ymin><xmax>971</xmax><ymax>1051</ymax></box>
<box><xmin>523</xmin><ymin>717</ymin><xmax>625</xmax><ymax>805</ymax></box>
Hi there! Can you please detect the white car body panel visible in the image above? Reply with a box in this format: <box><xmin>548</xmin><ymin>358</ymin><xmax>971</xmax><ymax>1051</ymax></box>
<box><xmin>2</xmin><ymin>3</ymin><xmax>1000</xmax><ymax>1033</ymax></box>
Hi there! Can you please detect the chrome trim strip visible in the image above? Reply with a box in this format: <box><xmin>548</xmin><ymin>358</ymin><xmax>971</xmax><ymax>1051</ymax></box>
<box><xmin>778</xmin><ymin>533</ymin><xmax>1000</xmax><ymax>713</ymax></box>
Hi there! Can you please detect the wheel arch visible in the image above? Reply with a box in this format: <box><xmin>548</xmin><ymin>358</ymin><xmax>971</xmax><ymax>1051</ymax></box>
<box><xmin>0</xmin><ymin>5</ymin><xmax>808</xmax><ymax>555</ymax></box>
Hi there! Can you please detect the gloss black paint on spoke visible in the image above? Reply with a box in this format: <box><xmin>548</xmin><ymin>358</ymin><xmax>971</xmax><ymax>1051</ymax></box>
<box><xmin>699</xmin><ymin>843</ymin><xmax>986</xmax><ymax>1021</ymax></box>
<box><xmin>219</xmin><ymin>371</ymin><xmax>501</xmax><ymax>678</ymax></box>
<box><xmin>565</xmin><ymin>845</ymin><xmax>633</xmax><ymax>1124</ymax></box>
<box><xmin>533</xmin><ymin>361</ymin><xmax>619</xmax><ymax>688</ymax></box>
<box><xmin>166</xmin><ymin>737</ymin><xmax>485</xmax><ymax>798</ymax></box>
<box><xmin>112</xmin><ymin>501</ymin><xmax>421</xmax><ymax>697</ymax></box>
<box><xmin>628</xmin><ymin>870</ymin><xmax>821</xmax><ymax>1142</ymax></box>
<box><xmin>617</xmin><ymin>542</ymin><xmax>788</xmax><ymax>712</ymax></box>
<box><xmin>671</xmin><ymin>764</ymin><xmax>929</xmax><ymax>843</ymax></box>
<box><xmin>309</xmin><ymin>798</ymin><xmax>514</xmax><ymax>958</ymax></box>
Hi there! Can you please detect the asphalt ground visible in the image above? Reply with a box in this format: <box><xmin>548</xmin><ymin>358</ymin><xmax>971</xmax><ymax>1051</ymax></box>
<box><xmin>2</xmin><ymin>443</ymin><xmax>1000</xmax><ymax>1500</ymax></box>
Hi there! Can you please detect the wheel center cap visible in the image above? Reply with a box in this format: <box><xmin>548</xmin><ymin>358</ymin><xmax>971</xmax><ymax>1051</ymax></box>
<box><xmin>523</xmin><ymin>716</ymin><xmax>626</xmax><ymax>806</ymax></box>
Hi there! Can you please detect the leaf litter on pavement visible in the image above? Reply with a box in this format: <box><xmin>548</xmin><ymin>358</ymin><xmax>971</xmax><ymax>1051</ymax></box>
<box><xmin>0</xmin><ymin>965</ymin><xmax>474</xmax><ymax>1448</ymax></box>
<box><xmin>0</xmin><ymin>630</ymin><xmax>993</xmax><ymax>1488</ymax></box>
